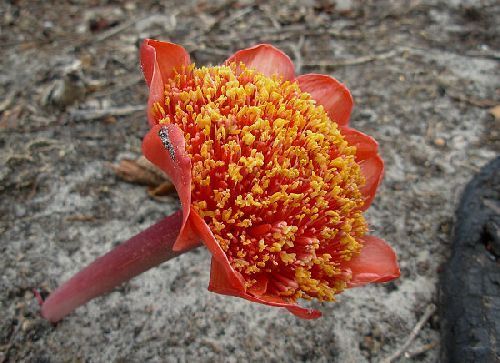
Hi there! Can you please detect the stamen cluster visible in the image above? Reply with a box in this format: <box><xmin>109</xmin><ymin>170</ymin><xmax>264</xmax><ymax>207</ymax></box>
<box><xmin>154</xmin><ymin>64</ymin><xmax>367</xmax><ymax>301</ymax></box>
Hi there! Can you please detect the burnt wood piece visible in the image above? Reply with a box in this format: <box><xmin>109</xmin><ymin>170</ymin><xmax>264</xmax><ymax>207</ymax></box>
<box><xmin>440</xmin><ymin>157</ymin><xmax>500</xmax><ymax>362</ymax></box>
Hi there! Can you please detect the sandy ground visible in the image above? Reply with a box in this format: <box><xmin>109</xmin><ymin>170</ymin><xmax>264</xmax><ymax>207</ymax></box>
<box><xmin>1</xmin><ymin>1</ymin><xmax>498</xmax><ymax>362</ymax></box>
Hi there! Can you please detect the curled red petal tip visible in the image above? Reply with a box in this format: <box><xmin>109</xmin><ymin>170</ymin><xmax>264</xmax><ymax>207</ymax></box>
<box><xmin>286</xmin><ymin>305</ymin><xmax>322</xmax><ymax>320</ymax></box>
<box><xmin>140</xmin><ymin>39</ymin><xmax>190</xmax><ymax>84</ymax></box>
<box><xmin>208</xmin><ymin>258</ymin><xmax>321</xmax><ymax>319</ymax></box>
<box><xmin>142</xmin><ymin>124</ymin><xmax>197</xmax><ymax>251</ymax></box>
<box><xmin>359</xmin><ymin>154</ymin><xmax>385</xmax><ymax>210</ymax></box>
<box><xmin>297</xmin><ymin>74</ymin><xmax>354</xmax><ymax>127</ymax></box>
<box><xmin>225</xmin><ymin>44</ymin><xmax>295</xmax><ymax>81</ymax></box>
<box><xmin>341</xmin><ymin>127</ymin><xmax>379</xmax><ymax>162</ymax></box>
<box><xmin>346</xmin><ymin>235</ymin><xmax>400</xmax><ymax>288</ymax></box>
<box><xmin>140</xmin><ymin>39</ymin><xmax>191</xmax><ymax>125</ymax></box>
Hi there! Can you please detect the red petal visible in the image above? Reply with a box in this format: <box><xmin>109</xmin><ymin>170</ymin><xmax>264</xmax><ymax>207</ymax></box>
<box><xmin>359</xmin><ymin>154</ymin><xmax>384</xmax><ymax>210</ymax></box>
<box><xmin>345</xmin><ymin>235</ymin><xmax>400</xmax><ymax>287</ymax></box>
<box><xmin>252</xmin><ymin>294</ymin><xmax>321</xmax><ymax>319</ymax></box>
<box><xmin>225</xmin><ymin>44</ymin><xmax>295</xmax><ymax>81</ymax></box>
<box><xmin>140</xmin><ymin>39</ymin><xmax>190</xmax><ymax>85</ymax></box>
<box><xmin>208</xmin><ymin>257</ymin><xmax>247</xmax><ymax>295</ymax></box>
<box><xmin>142</xmin><ymin>124</ymin><xmax>194</xmax><ymax>250</ymax></box>
<box><xmin>144</xmin><ymin>59</ymin><xmax>164</xmax><ymax>126</ymax></box>
<box><xmin>286</xmin><ymin>305</ymin><xmax>322</xmax><ymax>319</ymax></box>
<box><xmin>297</xmin><ymin>74</ymin><xmax>353</xmax><ymax>127</ymax></box>
<box><xmin>208</xmin><ymin>258</ymin><xmax>321</xmax><ymax>319</ymax></box>
<box><xmin>247</xmin><ymin>275</ymin><xmax>268</xmax><ymax>296</ymax></box>
<box><xmin>189</xmin><ymin>210</ymin><xmax>246</xmax><ymax>289</ymax></box>
<box><xmin>341</xmin><ymin>127</ymin><xmax>379</xmax><ymax>161</ymax></box>
<box><xmin>175</xmin><ymin>213</ymin><xmax>204</xmax><ymax>252</ymax></box>
<box><xmin>140</xmin><ymin>39</ymin><xmax>190</xmax><ymax>126</ymax></box>
<box><xmin>247</xmin><ymin>292</ymin><xmax>321</xmax><ymax>319</ymax></box>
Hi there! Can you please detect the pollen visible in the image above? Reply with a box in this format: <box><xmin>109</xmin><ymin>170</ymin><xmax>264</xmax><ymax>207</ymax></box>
<box><xmin>154</xmin><ymin>63</ymin><xmax>368</xmax><ymax>302</ymax></box>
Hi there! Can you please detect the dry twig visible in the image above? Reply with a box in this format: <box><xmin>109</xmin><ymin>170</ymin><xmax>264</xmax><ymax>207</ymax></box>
<box><xmin>219</xmin><ymin>7</ymin><xmax>253</xmax><ymax>28</ymax></box>
<box><xmin>381</xmin><ymin>303</ymin><xmax>437</xmax><ymax>363</ymax></box>
<box><xmin>70</xmin><ymin>105</ymin><xmax>144</xmax><ymax>121</ymax></box>
<box><xmin>0</xmin><ymin>91</ymin><xmax>15</xmax><ymax>113</ymax></box>
<box><xmin>303</xmin><ymin>49</ymin><xmax>399</xmax><ymax>69</ymax></box>
<box><xmin>447</xmin><ymin>91</ymin><xmax>498</xmax><ymax>108</ymax></box>
<box><xmin>91</xmin><ymin>75</ymin><xmax>143</xmax><ymax>99</ymax></box>
<box><xmin>404</xmin><ymin>341</ymin><xmax>438</xmax><ymax>359</ymax></box>
<box><xmin>65</xmin><ymin>215</ymin><xmax>97</xmax><ymax>222</ymax></box>
<box><xmin>0</xmin><ymin>318</ymin><xmax>21</xmax><ymax>363</ymax></box>
<box><xmin>91</xmin><ymin>17</ymin><xmax>145</xmax><ymax>44</ymax></box>
<box><xmin>292</xmin><ymin>35</ymin><xmax>305</xmax><ymax>75</ymax></box>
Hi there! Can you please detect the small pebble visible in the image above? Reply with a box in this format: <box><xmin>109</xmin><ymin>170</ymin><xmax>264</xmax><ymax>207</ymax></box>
<box><xmin>15</xmin><ymin>205</ymin><xmax>26</xmax><ymax>218</ymax></box>
<box><xmin>22</xmin><ymin>319</ymin><xmax>33</xmax><ymax>332</ymax></box>
<box><xmin>24</xmin><ymin>290</ymin><xmax>34</xmax><ymax>300</ymax></box>
<box><xmin>434</xmin><ymin>137</ymin><xmax>446</xmax><ymax>147</ymax></box>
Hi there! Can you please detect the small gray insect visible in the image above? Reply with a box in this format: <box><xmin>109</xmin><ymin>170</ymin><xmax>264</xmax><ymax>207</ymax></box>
<box><xmin>158</xmin><ymin>126</ymin><xmax>176</xmax><ymax>161</ymax></box>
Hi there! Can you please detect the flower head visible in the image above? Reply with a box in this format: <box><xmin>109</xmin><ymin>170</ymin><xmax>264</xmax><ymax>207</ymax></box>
<box><xmin>140</xmin><ymin>40</ymin><xmax>400</xmax><ymax>318</ymax></box>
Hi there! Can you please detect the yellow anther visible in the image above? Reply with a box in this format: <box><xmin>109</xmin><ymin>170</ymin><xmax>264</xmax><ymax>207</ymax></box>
<box><xmin>228</xmin><ymin>163</ymin><xmax>243</xmax><ymax>182</ymax></box>
<box><xmin>280</xmin><ymin>252</ymin><xmax>296</xmax><ymax>264</ymax></box>
<box><xmin>242</xmin><ymin>132</ymin><xmax>255</xmax><ymax>145</ymax></box>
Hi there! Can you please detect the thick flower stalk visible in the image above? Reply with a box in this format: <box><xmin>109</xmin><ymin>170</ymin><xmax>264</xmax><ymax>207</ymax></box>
<box><xmin>40</xmin><ymin>40</ymin><xmax>399</xmax><ymax>322</ymax></box>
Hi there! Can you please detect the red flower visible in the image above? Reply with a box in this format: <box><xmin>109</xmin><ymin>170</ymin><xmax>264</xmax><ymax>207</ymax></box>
<box><xmin>140</xmin><ymin>40</ymin><xmax>400</xmax><ymax>319</ymax></box>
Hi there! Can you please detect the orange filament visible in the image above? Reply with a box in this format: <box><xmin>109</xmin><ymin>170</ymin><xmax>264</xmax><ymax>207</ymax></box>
<box><xmin>155</xmin><ymin>64</ymin><xmax>367</xmax><ymax>302</ymax></box>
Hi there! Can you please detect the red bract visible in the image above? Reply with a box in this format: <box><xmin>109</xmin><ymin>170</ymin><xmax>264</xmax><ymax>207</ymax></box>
<box><xmin>140</xmin><ymin>39</ymin><xmax>400</xmax><ymax>319</ymax></box>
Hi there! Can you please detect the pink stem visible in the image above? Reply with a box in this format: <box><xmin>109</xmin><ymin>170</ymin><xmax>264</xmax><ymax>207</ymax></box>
<box><xmin>41</xmin><ymin>210</ymin><xmax>197</xmax><ymax>322</ymax></box>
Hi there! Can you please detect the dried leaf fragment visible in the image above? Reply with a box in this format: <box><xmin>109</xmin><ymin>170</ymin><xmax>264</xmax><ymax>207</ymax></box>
<box><xmin>488</xmin><ymin>105</ymin><xmax>500</xmax><ymax>121</ymax></box>
<box><xmin>111</xmin><ymin>156</ymin><xmax>168</xmax><ymax>187</ymax></box>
